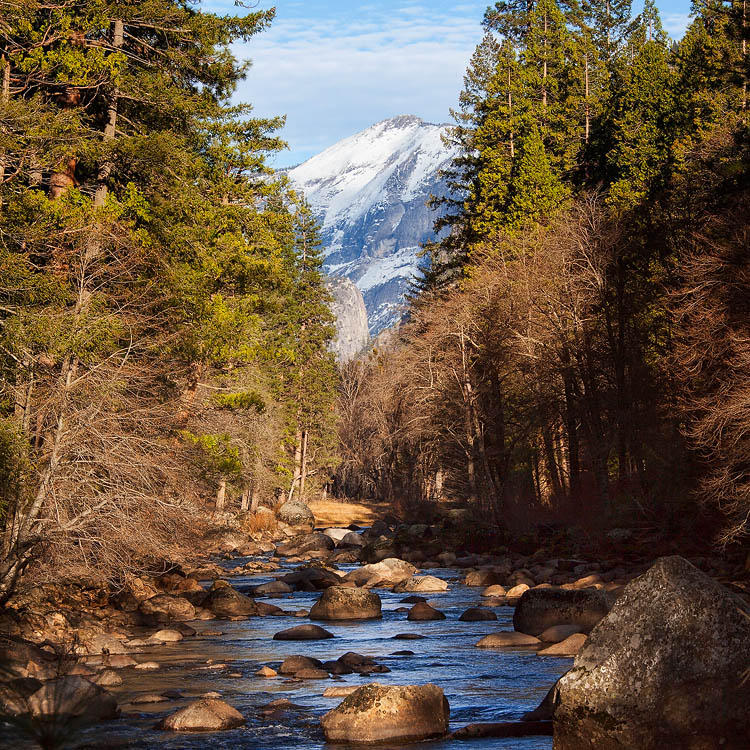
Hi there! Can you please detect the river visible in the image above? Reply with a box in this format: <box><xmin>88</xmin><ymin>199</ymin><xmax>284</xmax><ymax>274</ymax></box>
<box><xmin>10</xmin><ymin>553</ymin><xmax>572</xmax><ymax>749</ymax></box>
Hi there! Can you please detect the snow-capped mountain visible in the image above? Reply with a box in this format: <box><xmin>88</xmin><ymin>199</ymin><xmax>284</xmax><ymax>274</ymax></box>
<box><xmin>288</xmin><ymin>115</ymin><xmax>454</xmax><ymax>334</ymax></box>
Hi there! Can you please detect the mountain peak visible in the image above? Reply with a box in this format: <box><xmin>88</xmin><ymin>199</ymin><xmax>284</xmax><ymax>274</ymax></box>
<box><xmin>289</xmin><ymin>117</ymin><xmax>455</xmax><ymax>335</ymax></box>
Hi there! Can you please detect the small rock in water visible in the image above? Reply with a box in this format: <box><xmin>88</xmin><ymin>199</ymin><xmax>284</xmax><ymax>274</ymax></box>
<box><xmin>321</xmin><ymin>683</ymin><xmax>450</xmax><ymax>743</ymax></box>
<box><xmin>273</xmin><ymin>624</ymin><xmax>334</xmax><ymax>640</ymax></box>
<box><xmin>91</xmin><ymin>669</ymin><xmax>122</xmax><ymax>687</ymax></box>
<box><xmin>159</xmin><ymin>698</ymin><xmax>245</xmax><ymax>731</ymax></box>
<box><xmin>256</xmin><ymin>666</ymin><xmax>277</xmax><ymax>677</ymax></box>
<box><xmin>482</xmin><ymin>585</ymin><xmax>507</xmax><ymax>597</ymax></box>
<box><xmin>400</xmin><ymin>596</ymin><xmax>427</xmax><ymax>604</ymax></box>
<box><xmin>201</xmin><ymin>691</ymin><xmax>222</xmax><ymax>698</ymax></box>
<box><xmin>459</xmin><ymin>607</ymin><xmax>497</xmax><ymax>622</ymax></box>
<box><xmin>407</xmin><ymin>602</ymin><xmax>446</xmax><ymax>621</ymax></box>
<box><xmin>107</xmin><ymin>654</ymin><xmax>137</xmax><ymax>668</ymax></box>
<box><xmin>538</xmin><ymin>624</ymin><xmax>582</xmax><ymax>643</ymax></box>
<box><xmin>148</xmin><ymin>628</ymin><xmax>183</xmax><ymax>643</ymax></box>
<box><xmin>475</xmin><ymin>632</ymin><xmax>541</xmax><ymax>648</ymax></box>
<box><xmin>393</xmin><ymin>633</ymin><xmax>425</xmax><ymax>640</ymax></box>
<box><xmin>295</xmin><ymin>668</ymin><xmax>330</xmax><ymax>679</ymax></box>
<box><xmin>134</xmin><ymin>661</ymin><xmax>160</xmax><ymax>670</ymax></box>
<box><xmin>131</xmin><ymin>694</ymin><xmax>169</xmax><ymax>705</ymax></box>
<box><xmin>537</xmin><ymin>633</ymin><xmax>587</xmax><ymax>656</ymax></box>
<box><xmin>390</xmin><ymin>650</ymin><xmax>415</xmax><ymax>656</ymax></box>
<box><xmin>279</xmin><ymin>655</ymin><xmax>323</xmax><ymax>674</ymax></box>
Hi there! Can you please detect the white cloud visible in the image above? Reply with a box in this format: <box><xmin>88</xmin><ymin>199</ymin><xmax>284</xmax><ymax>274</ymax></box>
<box><xmin>230</xmin><ymin>3</ymin><xmax>488</xmax><ymax>165</ymax></box>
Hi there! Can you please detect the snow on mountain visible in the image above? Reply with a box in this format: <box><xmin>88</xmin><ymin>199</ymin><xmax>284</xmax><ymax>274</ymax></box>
<box><xmin>287</xmin><ymin>114</ymin><xmax>454</xmax><ymax>335</ymax></box>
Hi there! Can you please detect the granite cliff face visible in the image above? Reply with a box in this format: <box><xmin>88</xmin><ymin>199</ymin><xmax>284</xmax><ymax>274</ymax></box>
<box><xmin>288</xmin><ymin>115</ymin><xmax>454</xmax><ymax>334</ymax></box>
<box><xmin>326</xmin><ymin>277</ymin><xmax>369</xmax><ymax>362</ymax></box>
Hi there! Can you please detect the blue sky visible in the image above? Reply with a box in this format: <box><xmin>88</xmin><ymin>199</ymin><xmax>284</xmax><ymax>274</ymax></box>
<box><xmin>204</xmin><ymin>0</ymin><xmax>693</xmax><ymax>167</ymax></box>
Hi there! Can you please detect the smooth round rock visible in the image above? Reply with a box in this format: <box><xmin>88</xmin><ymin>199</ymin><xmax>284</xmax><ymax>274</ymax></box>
<box><xmin>309</xmin><ymin>586</ymin><xmax>382</xmax><ymax>621</ymax></box>
<box><xmin>482</xmin><ymin>585</ymin><xmax>507</xmax><ymax>598</ymax></box>
<box><xmin>321</xmin><ymin>683</ymin><xmax>449</xmax><ymax>744</ymax></box>
<box><xmin>475</xmin><ymin>632</ymin><xmax>541</xmax><ymax>648</ymax></box>
<box><xmin>159</xmin><ymin>698</ymin><xmax>245</xmax><ymax>731</ymax></box>
<box><xmin>407</xmin><ymin>602</ymin><xmax>446</xmax><ymax>621</ymax></box>
<box><xmin>273</xmin><ymin>625</ymin><xmax>334</xmax><ymax>641</ymax></box>
<box><xmin>459</xmin><ymin>607</ymin><xmax>497</xmax><ymax>622</ymax></box>
<box><xmin>279</xmin><ymin>655</ymin><xmax>323</xmax><ymax>674</ymax></box>
<box><xmin>537</xmin><ymin>633</ymin><xmax>587</xmax><ymax>656</ymax></box>
<box><xmin>392</xmin><ymin>576</ymin><xmax>448</xmax><ymax>593</ymax></box>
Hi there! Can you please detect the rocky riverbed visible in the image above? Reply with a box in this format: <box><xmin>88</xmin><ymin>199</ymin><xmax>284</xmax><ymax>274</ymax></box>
<box><xmin>2</xmin><ymin>506</ymin><xmax>749</xmax><ymax>749</ymax></box>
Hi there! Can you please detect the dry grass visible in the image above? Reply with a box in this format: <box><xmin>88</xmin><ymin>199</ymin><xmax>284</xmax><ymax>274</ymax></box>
<box><xmin>240</xmin><ymin>511</ymin><xmax>278</xmax><ymax>535</ymax></box>
<box><xmin>307</xmin><ymin>499</ymin><xmax>391</xmax><ymax>529</ymax></box>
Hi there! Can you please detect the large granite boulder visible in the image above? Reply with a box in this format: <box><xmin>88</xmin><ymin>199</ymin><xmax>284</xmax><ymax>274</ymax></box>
<box><xmin>513</xmin><ymin>587</ymin><xmax>613</xmax><ymax>636</ymax></box>
<box><xmin>276</xmin><ymin>500</ymin><xmax>315</xmax><ymax>528</ymax></box>
<box><xmin>139</xmin><ymin>594</ymin><xmax>196</xmax><ymax>623</ymax></box>
<box><xmin>309</xmin><ymin>586</ymin><xmax>382</xmax><ymax>620</ymax></box>
<box><xmin>321</xmin><ymin>683</ymin><xmax>449</xmax><ymax>743</ymax></box>
<box><xmin>344</xmin><ymin>558</ymin><xmax>417</xmax><ymax>587</ymax></box>
<box><xmin>202</xmin><ymin>586</ymin><xmax>257</xmax><ymax>619</ymax></box>
<box><xmin>553</xmin><ymin>556</ymin><xmax>750</xmax><ymax>749</ymax></box>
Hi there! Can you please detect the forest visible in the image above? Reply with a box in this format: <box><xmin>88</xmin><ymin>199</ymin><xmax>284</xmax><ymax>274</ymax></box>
<box><xmin>0</xmin><ymin>0</ymin><xmax>749</xmax><ymax>605</ymax></box>
<box><xmin>0</xmin><ymin>1</ymin><xmax>338</xmax><ymax>603</ymax></box>
<box><xmin>1</xmin><ymin>2</ymin><xmax>749</xmax><ymax>749</ymax></box>
<box><xmin>337</xmin><ymin>0</ymin><xmax>750</xmax><ymax>556</ymax></box>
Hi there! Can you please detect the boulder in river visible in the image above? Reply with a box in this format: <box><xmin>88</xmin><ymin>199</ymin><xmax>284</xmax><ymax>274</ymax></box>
<box><xmin>554</xmin><ymin>556</ymin><xmax>750</xmax><ymax>749</ymax></box>
<box><xmin>276</xmin><ymin>500</ymin><xmax>314</xmax><ymax>528</ymax></box>
<box><xmin>392</xmin><ymin>576</ymin><xmax>448</xmax><ymax>593</ymax></box>
<box><xmin>344</xmin><ymin>558</ymin><xmax>417</xmax><ymax>587</ymax></box>
<box><xmin>159</xmin><ymin>698</ymin><xmax>245</xmax><ymax>731</ymax></box>
<box><xmin>272</xmin><ymin>624</ymin><xmax>334</xmax><ymax>641</ymax></box>
<box><xmin>459</xmin><ymin>607</ymin><xmax>497</xmax><ymax>622</ymax></box>
<box><xmin>339</xmin><ymin>532</ymin><xmax>366</xmax><ymax>548</ymax></box>
<box><xmin>202</xmin><ymin>585</ymin><xmax>257</xmax><ymax>619</ymax></box>
<box><xmin>309</xmin><ymin>586</ymin><xmax>382</xmax><ymax>620</ymax></box>
<box><xmin>407</xmin><ymin>602</ymin><xmax>446</xmax><ymax>621</ymax></box>
<box><xmin>282</xmin><ymin>565</ymin><xmax>341</xmax><ymax>591</ymax></box>
<box><xmin>321</xmin><ymin>683</ymin><xmax>450</xmax><ymax>744</ymax></box>
<box><xmin>279</xmin><ymin>655</ymin><xmax>323</xmax><ymax>674</ymax></box>
<box><xmin>513</xmin><ymin>587</ymin><xmax>613</xmax><ymax>636</ymax></box>
<box><xmin>253</xmin><ymin>580</ymin><xmax>293</xmax><ymax>595</ymax></box>
<box><xmin>139</xmin><ymin>594</ymin><xmax>196</xmax><ymax>623</ymax></box>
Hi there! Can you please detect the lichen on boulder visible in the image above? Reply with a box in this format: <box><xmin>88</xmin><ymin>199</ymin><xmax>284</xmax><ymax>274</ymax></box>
<box><xmin>553</xmin><ymin>556</ymin><xmax>750</xmax><ymax>749</ymax></box>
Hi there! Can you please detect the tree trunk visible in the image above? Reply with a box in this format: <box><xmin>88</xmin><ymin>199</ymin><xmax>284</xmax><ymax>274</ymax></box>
<box><xmin>288</xmin><ymin>427</ymin><xmax>303</xmax><ymax>502</ymax></box>
<box><xmin>93</xmin><ymin>19</ymin><xmax>123</xmax><ymax>208</ymax></box>
<box><xmin>299</xmin><ymin>429</ymin><xmax>308</xmax><ymax>502</ymax></box>
<box><xmin>215</xmin><ymin>479</ymin><xmax>226</xmax><ymax>512</ymax></box>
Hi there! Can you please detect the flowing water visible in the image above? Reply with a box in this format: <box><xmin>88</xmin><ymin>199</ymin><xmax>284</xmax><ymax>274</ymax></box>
<box><xmin>8</xmin><ymin>554</ymin><xmax>571</xmax><ymax>750</ymax></box>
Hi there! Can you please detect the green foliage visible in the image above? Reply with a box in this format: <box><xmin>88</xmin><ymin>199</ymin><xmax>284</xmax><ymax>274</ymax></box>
<box><xmin>214</xmin><ymin>391</ymin><xmax>266</xmax><ymax>414</ymax></box>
